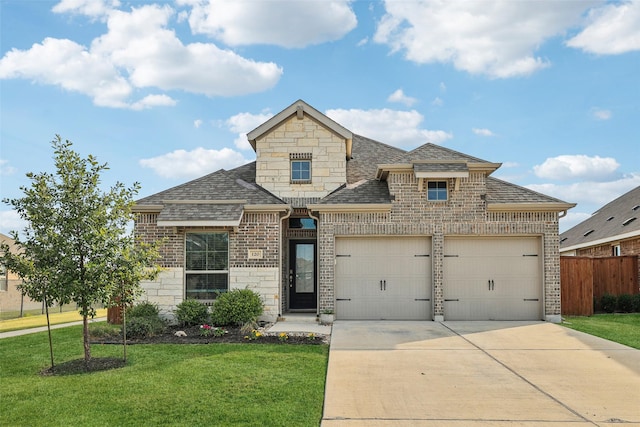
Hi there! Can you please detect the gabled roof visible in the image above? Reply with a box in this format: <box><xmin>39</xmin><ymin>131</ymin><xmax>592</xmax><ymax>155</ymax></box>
<box><xmin>485</xmin><ymin>177</ymin><xmax>575</xmax><ymax>212</ymax></box>
<box><xmin>347</xmin><ymin>134</ymin><xmax>405</xmax><ymax>183</ymax></box>
<box><xmin>391</xmin><ymin>143</ymin><xmax>494</xmax><ymax>164</ymax></box>
<box><xmin>560</xmin><ymin>185</ymin><xmax>640</xmax><ymax>251</ymax></box>
<box><xmin>247</xmin><ymin>99</ymin><xmax>353</xmax><ymax>157</ymax></box>
<box><xmin>308</xmin><ymin>179</ymin><xmax>393</xmax><ymax>213</ymax></box>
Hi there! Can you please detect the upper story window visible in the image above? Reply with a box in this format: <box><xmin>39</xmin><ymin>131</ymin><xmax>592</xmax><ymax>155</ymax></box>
<box><xmin>427</xmin><ymin>181</ymin><xmax>448</xmax><ymax>201</ymax></box>
<box><xmin>290</xmin><ymin>153</ymin><xmax>312</xmax><ymax>183</ymax></box>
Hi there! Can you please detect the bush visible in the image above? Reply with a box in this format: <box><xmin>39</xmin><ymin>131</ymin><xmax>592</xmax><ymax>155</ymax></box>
<box><xmin>89</xmin><ymin>323</ymin><xmax>121</xmax><ymax>339</ymax></box>
<box><xmin>125</xmin><ymin>301</ymin><xmax>166</xmax><ymax>339</ymax></box>
<box><xmin>601</xmin><ymin>294</ymin><xmax>617</xmax><ymax>313</ymax></box>
<box><xmin>617</xmin><ymin>294</ymin><xmax>634</xmax><ymax>313</ymax></box>
<box><xmin>174</xmin><ymin>299</ymin><xmax>210</xmax><ymax>327</ymax></box>
<box><xmin>632</xmin><ymin>294</ymin><xmax>640</xmax><ymax>313</ymax></box>
<box><xmin>126</xmin><ymin>316</ymin><xmax>166</xmax><ymax>339</ymax></box>
<box><xmin>211</xmin><ymin>288</ymin><xmax>263</xmax><ymax>326</ymax></box>
<box><xmin>126</xmin><ymin>301</ymin><xmax>160</xmax><ymax>318</ymax></box>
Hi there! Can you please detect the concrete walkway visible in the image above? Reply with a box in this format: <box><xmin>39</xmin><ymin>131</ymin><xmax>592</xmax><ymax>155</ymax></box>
<box><xmin>322</xmin><ymin>321</ymin><xmax>640</xmax><ymax>427</ymax></box>
<box><xmin>0</xmin><ymin>317</ymin><xmax>107</xmax><ymax>339</ymax></box>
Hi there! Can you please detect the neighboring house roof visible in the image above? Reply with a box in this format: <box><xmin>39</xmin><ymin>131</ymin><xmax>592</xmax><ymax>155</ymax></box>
<box><xmin>560</xmin><ymin>185</ymin><xmax>640</xmax><ymax>252</ymax></box>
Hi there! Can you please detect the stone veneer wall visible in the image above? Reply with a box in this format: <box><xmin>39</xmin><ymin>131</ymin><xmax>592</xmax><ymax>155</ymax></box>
<box><xmin>317</xmin><ymin>172</ymin><xmax>562</xmax><ymax>321</ymax></box>
<box><xmin>254</xmin><ymin>115</ymin><xmax>347</xmax><ymax>199</ymax></box>
<box><xmin>230</xmin><ymin>267</ymin><xmax>279</xmax><ymax>322</ymax></box>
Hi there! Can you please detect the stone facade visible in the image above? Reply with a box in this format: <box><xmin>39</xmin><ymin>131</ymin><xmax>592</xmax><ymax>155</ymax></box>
<box><xmin>255</xmin><ymin>115</ymin><xmax>347</xmax><ymax>199</ymax></box>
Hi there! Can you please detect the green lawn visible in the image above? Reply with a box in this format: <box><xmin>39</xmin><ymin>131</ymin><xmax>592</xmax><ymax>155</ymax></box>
<box><xmin>562</xmin><ymin>313</ymin><xmax>640</xmax><ymax>350</ymax></box>
<box><xmin>0</xmin><ymin>325</ymin><xmax>329</xmax><ymax>426</ymax></box>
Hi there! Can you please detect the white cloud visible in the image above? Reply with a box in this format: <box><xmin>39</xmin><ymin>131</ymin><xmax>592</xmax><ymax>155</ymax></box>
<box><xmin>567</xmin><ymin>2</ymin><xmax>640</xmax><ymax>54</ymax></box>
<box><xmin>356</xmin><ymin>37</ymin><xmax>369</xmax><ymax>47</ymax></box>
<box><xmin>225</xmin><ymin>111</ymin><xmax>274</xmax><ymax>150</ymax></box>
<box><xmin>387</xmin><ymin>89</ymin><xmax>417</xmax><ymax>107</ymax></box>
<box><xmin>0</xmin><ymin>210</ymin><xmax>26</xmax><ymax>236</ymax></box>
<box><xmin>325</xmin><ymin>108</ymin><xmax>452</xmax><ymax>147</ymax></box>
<box><xmin>139</xmin><ymin>147</ymin><xmax>250</xmax><ymax>179</ymax></box>
<box><xmin>533</xmin><ymin>154</ymin><xmax>620</xmax><ymax>181</ymax></box>
<box><xmin>439</xmin><ymin>82</ymin><xmax>446</xmax><ymax>92</ymax></box>
<box><xmin>52</xmin><ymin>0</ymin><xmax>120</xmax><ymax>18</ymax></box>
<box><xmin>431</xmin><ymin>97</ymin><xmax>443</xmax><ymax>107</ymax></box>
<box><xmin>374</xmin><ymin>1</ymin><xmax>597</xmax><ymax>78</ymax></box>
<box><xmin>472</xmin><ymin>128</ymin><xmax>495</xmax><ymax>137</ymax></box>
<box><xmin>178</xmin><ymin>0</ymin><xmax>357</xmax><ymax>48</ymax></box>
<box><xmin>592</xmin><ymin>108</ymin><xmax>612</xmax><ymax>120</ymax></box>
<box><xmin>194</xmin><ymin>119</ymin><xmax>203</xmax><ymax>128</ymax></box>
<box><xmin>0</xmin><ymin>159</ymin><xmax>17</xmax><ymax>176</ymax></box>
<box><xmin>526</xmin><ymin>173</ymin><xmax>640</xmax><ymax>207</ymax></box>
<box><xmin>0</xmin><ymin>4</ymin><xmax>282</xmax><ymax>109</ymax></box>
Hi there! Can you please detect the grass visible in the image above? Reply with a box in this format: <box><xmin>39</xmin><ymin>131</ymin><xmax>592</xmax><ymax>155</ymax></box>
<box><xmin>562</xmin><ymin>313</ymin><xmax>640</xmax><ymax>349</ymax></box>
<box><xmin>0</xmin><ymin>309</ymin><xmax>107</xmax><ymax>332</ymax></box>
<box><xmin>0</xmin><ymin>324</ymin><xmax>329</xmax><ymax>426</ymax></box>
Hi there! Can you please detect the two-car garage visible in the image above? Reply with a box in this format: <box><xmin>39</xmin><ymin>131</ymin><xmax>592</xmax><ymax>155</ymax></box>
<box><xmin>333</xmin><ymin>236</ymin><xmax>543</xmax><ymax>321</ymax></box>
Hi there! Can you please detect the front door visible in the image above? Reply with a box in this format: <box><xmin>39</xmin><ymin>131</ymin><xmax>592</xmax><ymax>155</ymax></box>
<box><xmin>289</xmin><ymin>241</ymin><xmax>317</xmax><ymax>309</ymax></box>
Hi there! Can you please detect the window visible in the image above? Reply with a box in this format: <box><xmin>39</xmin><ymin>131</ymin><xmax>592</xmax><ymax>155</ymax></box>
<box><xmin>0</xmin><ymin>264</ymin><xmax>7</xmax><ymax>291</ymax></box>
<box><xmin>427</xmin><ymin>181</ymin><xmax>448</xmax><ymax>201</ymax></box>
<box><xmin>185</xmin><ymin>232</ymin><xmax>228</xmax><ymax>301</ymax></box>
<box><xmin>289</xmin><ymin>217</ymin><xmax>316</xmax><ymax>229</ymax></box>
<box><xmin>612</xmin><ymin>245</ymin><xmax>621</xmax><ymax>256</ymax></box>
<box><xmin>291</xmin><ymin>160</ymin><xmax>311</xmax><ymax>183</ymax></box>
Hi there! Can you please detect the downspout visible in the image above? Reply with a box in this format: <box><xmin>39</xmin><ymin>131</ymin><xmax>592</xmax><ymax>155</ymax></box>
<box><xmin>558</xmin><ymin>210</ymin><xmax>567</xmax><ymax>219</ymax></box>
<box><xmin>307</xmin><ymin>209</ymin><xmax>321</xmax><ymax>314</ymax></box>
<box><xmin>279</xmin><ymin>206</ymin><xmax>293</xmax><ymax>319</ymax></box>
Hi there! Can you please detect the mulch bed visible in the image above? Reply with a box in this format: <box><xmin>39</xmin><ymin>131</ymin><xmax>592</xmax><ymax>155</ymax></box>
<box><xmin>91</xmin><ymin>325</ymin><xmax>328</xmax><ymax>345</ymax></box>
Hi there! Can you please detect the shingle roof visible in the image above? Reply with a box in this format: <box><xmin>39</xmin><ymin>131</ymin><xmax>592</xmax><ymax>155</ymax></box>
<box><xmin>136</xmin><ymin>168</ymin><xmax>283</xmax><ymax>206</ymax></box>
<box><xmin>413</xmin><ymin>162</ymin><xmax>469</xmax><ymax>174</ymax></box>
<box><xmin>347</xmin><ymin>134</ymin><xmax>406</xmax><ymax>183</ymax></box>
<box><xmin>392</xmin><ymin>143</ymin><xmax>492</xmax><ymax>164</ymax></box>
<box><xmin>486</xmin><ymin>177</ymin><xmax>570</xmax><ymax>204</ymax></box>
<box><xmin>319</xmin><ymin>179</ymin><xmax>392</xmax><ymax>204</ymax></box>
<box><xmin>157</xmin><ymin>203</ymin><xmax>244</xmax><ymax>222</ymax></box>
<box><xmin>560</xmin><ymin>185</ymin><xmax>640</xmax><ymax>250</ymax></box>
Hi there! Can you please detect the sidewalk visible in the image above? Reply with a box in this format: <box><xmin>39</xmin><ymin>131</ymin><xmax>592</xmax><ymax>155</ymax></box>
<box><xmin>0</xmin><ymin>317</ymin><xmax>107</xmax><ymax>339</ymax></box>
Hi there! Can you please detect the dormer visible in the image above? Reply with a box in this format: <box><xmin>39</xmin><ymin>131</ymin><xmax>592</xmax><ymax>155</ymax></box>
<box><xmin>247</xmin><ymin>100</ymin><xmax>353</xmax><ymax>200</ymax></box>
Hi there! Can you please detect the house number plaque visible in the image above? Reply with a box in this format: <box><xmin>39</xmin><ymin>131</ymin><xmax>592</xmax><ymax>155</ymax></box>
<box><xmin>248</xmin><ymin>249</ymin><xmax>263</xmax><ymax>259</ymax></box>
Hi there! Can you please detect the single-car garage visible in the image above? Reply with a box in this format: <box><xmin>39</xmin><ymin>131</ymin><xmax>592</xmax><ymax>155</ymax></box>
<box><xmin>443</xmin><ymin>236</ymin><xmax>543</xmax><ymax>320</ymax></box>
<box><xmin>334</xmin><ymin>236</ymin><xmax>432</xmax><ymax>320</ymax></box>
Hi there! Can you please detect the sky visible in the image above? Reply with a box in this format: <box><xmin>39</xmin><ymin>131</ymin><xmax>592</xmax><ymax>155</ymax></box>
<box><xmin>1</xmin><ymin>0</ymin><xmax>639</xmax><ymax>236</ymax></box>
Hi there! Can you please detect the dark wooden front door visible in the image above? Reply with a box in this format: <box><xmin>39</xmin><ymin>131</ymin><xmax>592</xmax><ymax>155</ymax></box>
<box><xmin>289</xmin><ymin>241</ymin><xmax>317</xmax><ymax>309</ymax></box>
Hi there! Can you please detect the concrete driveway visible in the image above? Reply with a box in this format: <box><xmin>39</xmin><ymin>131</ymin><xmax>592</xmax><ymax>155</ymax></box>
<box><xmin>322</xmin><ymin>321</ymin><xmax>640</xmax><ymax>427</ymax></box>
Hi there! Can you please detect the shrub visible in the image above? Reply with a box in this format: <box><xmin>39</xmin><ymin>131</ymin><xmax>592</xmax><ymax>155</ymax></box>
<box><xmin>126</xmin><ymin>301</ymin><xmax>160</xmax><ymax>319</ymax></box>
<box><xmin>174</xmin><ymin>299</ymin><xmax>210</xmax><ymax>327</ymax></box>
<box><xmin>89</xmin><ymin>323</ymin><xmax>121</xmax><ymax>339</ymax></box>
<box><xmin>617</xmin><ymin>294</ymin><xmax>634</xmax><ymax>313</ymax></box>
<box><xmin>632</xmin><ymin>294</ymin><xmax>640</xmax><ymax>313</ymax></box>
<box><xmin>600</xmin><ymin>294</ymin><xmax>617</xmax><ymax>313</ymax></box>
<box><xmin>126</xmin><ymin>316</ymin><xmax>166</xmax><ymax>339</ymax></box>
<box><xmin>211</xmin><ymin>288</ymin><xmax>263</xmax><ymax>326</ymax></box>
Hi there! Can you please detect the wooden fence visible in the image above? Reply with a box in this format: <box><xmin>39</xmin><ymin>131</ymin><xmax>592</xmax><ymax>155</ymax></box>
<box><xmin>561</xmin><ymin>256</ymin><xmax>639</xmax><ymax>316</ymax></box>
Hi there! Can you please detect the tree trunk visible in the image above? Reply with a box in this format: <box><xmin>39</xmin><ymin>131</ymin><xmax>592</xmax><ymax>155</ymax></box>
<box><xmin>44</xmin><ymin>296</ymin><xmax>55</xmax><ymax>371</ymax></box>
<box><xmin>82</xmin><ymin>314</ymin><xmax>91</xmax><ymax>365</ymax></box>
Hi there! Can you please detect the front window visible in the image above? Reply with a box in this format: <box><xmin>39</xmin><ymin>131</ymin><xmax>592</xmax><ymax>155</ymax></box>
<box><xmin>0</xmin><ymin>264</ymin><xmax>7</xmax><ymax>291</ymax></box>
<box><xmin>291</xmin><ymin>160</ymin><xmax>311</xmax><ymax>183</ymax></box>
<box><xmin>185</xmin><ymin>232</ymin><xmax>228</xmax><ymax>301</ymax></box>
<box><xmin>427</xmin><ymin>181</ymin><xmax>448</xmax><ymax>201</ymax></box>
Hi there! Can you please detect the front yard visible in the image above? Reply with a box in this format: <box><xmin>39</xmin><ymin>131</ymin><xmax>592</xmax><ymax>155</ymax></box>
<box><xmin>0</xmin><ymin>325</ymin><xmax>328</xmax><ymax>426</ymax></box>
<box><xmin>562</xmin><ymin>313</ymin><xmax>640</xmax><ymax>349</ymax></box>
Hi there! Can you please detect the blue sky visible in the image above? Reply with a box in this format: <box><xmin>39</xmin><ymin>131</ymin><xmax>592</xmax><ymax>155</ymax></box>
<box><xmin>1</xmin><ymin>0</ymin><xmax>639</xmax><ymax>235</ymax></box>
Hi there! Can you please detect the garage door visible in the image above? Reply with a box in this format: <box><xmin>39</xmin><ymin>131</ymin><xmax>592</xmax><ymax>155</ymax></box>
<box><xmin>335</xmin><ymin>236</ymin><xmax>432</xmax><ymax>320</ymax></box>
<box><xmin>443</xmin><ymin>237</ymin><xmax>542</xmax><ymax>320</ymax></box>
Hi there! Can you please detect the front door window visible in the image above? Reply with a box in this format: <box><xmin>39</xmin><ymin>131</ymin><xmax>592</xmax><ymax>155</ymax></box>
<box><xmin>289</xmin><ymin>241</ymin><xmax>317</xmax><ymax>309</ymax></box>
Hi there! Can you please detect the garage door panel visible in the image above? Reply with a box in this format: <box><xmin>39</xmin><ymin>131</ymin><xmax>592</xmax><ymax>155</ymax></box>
<box><xmin>444</xmin><ymin>237</ymin><xmax>542</xmax><ymax>321</ymax></box>
<box><xmin>335</xmin><ymin>237</ymin><xmax>432</xmax><ymax>320</ymax></box>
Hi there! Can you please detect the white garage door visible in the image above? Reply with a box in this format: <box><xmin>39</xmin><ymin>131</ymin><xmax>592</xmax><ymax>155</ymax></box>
<box><xmin>335</xmin><ymin>236</ymin><xmax>432</xmax><ymax>320</ymax></box>
<box><xmin>443</xmin><ymin>237</ymin><xmax>542</xmax><ymax>321</ymax></box>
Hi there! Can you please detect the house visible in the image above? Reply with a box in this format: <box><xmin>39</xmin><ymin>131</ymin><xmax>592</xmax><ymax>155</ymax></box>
<box><xmin>560</xmin><ymin>185</ymin><xmax>640</xmax><ymax>258</ymax></box>
<box><xmin>0</xmin><ymin>233</ymin><xmax>42</xmax><ymax>317</ymax></box>
<box><xmin>133</xmin><ymin>100</ymin><xmax>575</xmax><ymax>323</ymax></box>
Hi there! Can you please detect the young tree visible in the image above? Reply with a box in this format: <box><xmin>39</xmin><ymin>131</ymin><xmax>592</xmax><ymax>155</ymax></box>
<box><xmin>1</xmin><ymin>135</ymin><xmax>161</xmax><ymax>366</ymax></box>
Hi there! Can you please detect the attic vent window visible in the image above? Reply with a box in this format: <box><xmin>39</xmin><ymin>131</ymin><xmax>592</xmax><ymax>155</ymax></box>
<box><xmin>622</xmin><ymin>217</ymin><xmax>637</xmax><ymax>226</ymax></box>
<box><xmin>632</xmin><ymin>205</ymin><xmax>640</xmax><ymax>211</ymax></box>
<box><xmin>560</xmin><ymin>237</ymin><xmax>567</xmax><ymax>243</ymax></box>
<box><xmin>583</xmin><ymin>229</ymin><xmax>595</xmax><ymax>237</ymax></box>
<box><xmin>290</xmin><ymin>153</ymin><xmax>312</xmax><ymax>160</ymax></box>
<box><xmin>606</xmin><ymin>216</ymin><xmax>614</xmax><ymax>221</ymax></box>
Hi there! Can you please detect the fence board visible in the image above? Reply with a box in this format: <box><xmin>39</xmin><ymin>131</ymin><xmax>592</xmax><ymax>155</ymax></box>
<box><xmin>561</xmin><ymin>256</ymin><xmax>639</xmax><ymax>316</ymax></box>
